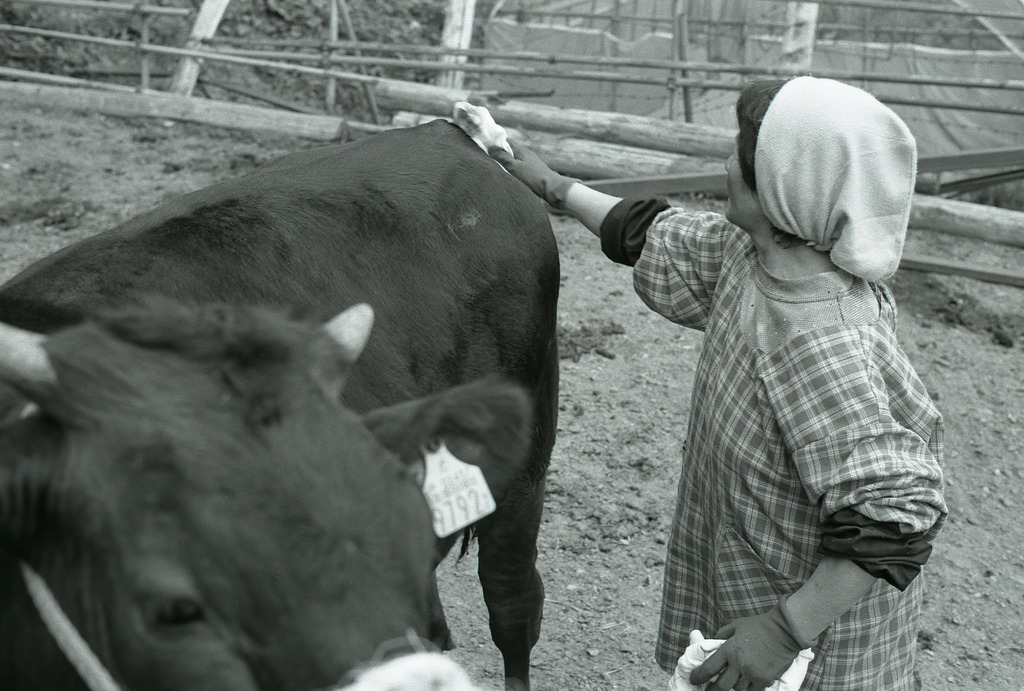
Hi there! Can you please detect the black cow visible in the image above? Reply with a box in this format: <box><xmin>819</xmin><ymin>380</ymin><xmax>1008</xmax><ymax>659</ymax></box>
<box><xmin>0</xmin><ymin>120</ymin><xmax>559</xmax><ymax>691</ymax></box>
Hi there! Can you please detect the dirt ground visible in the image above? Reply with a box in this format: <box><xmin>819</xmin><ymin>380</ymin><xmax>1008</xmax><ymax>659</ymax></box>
<box><xmin>2</xmin><ymin>104</ymin><xmax>1022</xmax><ymax>690</ymax></box>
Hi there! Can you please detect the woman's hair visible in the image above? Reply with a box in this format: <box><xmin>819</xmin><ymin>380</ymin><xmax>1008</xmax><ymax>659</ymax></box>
<box><xmin>735</xmin><ymin>78</ymin><xmax>790</xmax><ymax>192</ymax></box>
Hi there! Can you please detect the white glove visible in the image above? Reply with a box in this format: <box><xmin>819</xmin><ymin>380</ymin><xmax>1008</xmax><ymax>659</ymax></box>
<box><xmin>452</xmin><ymin>101</ymin><xmax>514</xmax><ymax>157</ymax></box>
<box><xmin>668</xmin><ymin>630</ymin><xmax>814</xmax><ymax>691</ymax></box>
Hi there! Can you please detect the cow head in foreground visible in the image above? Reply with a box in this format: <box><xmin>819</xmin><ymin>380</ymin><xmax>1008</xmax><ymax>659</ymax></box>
<box><xmin>0</xmin><ymin>298</ymin><xmax>532</xmax><ymax>691</ymax></box>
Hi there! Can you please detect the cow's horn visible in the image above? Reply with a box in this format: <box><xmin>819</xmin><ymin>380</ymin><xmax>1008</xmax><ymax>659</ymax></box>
<box><xmin>0</xmin><ymin>322</ymin><xmax>57</xmax><ymax>388</ymax></box>
<box><xmin>322</xmin><ymin>303</ymin><xmax>375</xmax><ymax>363</ymax></box>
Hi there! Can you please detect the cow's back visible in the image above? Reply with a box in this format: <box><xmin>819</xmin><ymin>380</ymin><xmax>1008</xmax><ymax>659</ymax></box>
<box><xmin>0</xmin><ymin>120</ymin><xmax>559</xmax><ymax>409</ymax></box>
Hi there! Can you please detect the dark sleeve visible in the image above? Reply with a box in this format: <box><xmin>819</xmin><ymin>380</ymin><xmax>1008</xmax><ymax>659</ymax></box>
<box><xmin>599</xmin><ymin>197</ymin><xmax>671</xmax><ymax>266</ymax></box>
<box><xmin>818</xmin><ymin>508</ymin><xmax>934</xmax><ymax>591</ymax></box>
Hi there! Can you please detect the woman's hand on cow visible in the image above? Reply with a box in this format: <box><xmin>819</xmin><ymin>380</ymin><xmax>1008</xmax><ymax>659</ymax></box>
<box><xmin>487</xmin><ymin>142</ymin><xmax>576</xmax><ymax>210</ymax></box>
<box><xmin>487</xmin><ymin>143</ymin><xmax>622</xmax><ymax>238</ymax></box>
<box><xmin>689</xmin><ymin>597</ymin><xmax>805</xmax><ymax>691</ymax></box>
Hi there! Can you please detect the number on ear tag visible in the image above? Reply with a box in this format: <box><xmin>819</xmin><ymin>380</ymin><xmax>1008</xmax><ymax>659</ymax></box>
<box><xmin>421</xmin><ymin>441</ymin><xmax>496</xmax><ymax>538</ymax></box>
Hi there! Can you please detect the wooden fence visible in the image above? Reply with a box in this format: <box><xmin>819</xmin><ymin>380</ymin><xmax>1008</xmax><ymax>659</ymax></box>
<box><xmin>5</xmin><ymin>0</ymin><xmax>1024</xmax><ymax>111</ymax></box>
<box><xmin>2</xmin><ymin>0</ymin><xmax>1023</xmax><ymax>287</ymax></box>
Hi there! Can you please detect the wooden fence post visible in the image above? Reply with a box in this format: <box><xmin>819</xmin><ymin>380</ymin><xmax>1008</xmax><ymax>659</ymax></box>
<box><xmin>336</xmin><ymin>0</ymin><xmax>381</xmax><ymax>124</ymax></box>
<box><xmin>169</xmin><ymin>0</ymin><xmax>231</xmax><ymax>96</ymax></box>
<box><xmin>326</xmin><ymin>0</ymin><xmax>338</xmax><ymax>111</ymax></box>
<box><xmin>138</xmin><ymin>6</ymin><xmax>152</xmax><ymax>92</ymax></box>
<box><xmin>671</xmin><ymin>0</ymin><xmax>693</xmax><ymax>122</ymax></box>
<box><xmin>779</xmin><ymin>2</ymin><xmax>819</xmax><ymax>70</ymax></box>
<box><xmin>438</xmin><ymin>0</ymin><xmax>476</xmax><ymax>90</ymax></box>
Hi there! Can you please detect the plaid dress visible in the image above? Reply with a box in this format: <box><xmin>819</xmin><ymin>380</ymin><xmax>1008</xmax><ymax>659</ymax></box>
<box><xmin>632</xmin><ymin>208</ymin><xmax>946</xmax><ymax>690</ymax></box>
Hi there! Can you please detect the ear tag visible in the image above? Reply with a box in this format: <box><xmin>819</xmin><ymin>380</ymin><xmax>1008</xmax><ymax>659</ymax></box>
<box><xmin>421</xmin><ymin>440</ymin><xmax>496</xmax><ymax>538</ymax></box>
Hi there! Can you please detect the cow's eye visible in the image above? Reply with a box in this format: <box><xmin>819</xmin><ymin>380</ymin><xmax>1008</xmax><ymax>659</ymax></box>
<box><xmin>155</xmin><ymin>597</ymin><xmax>205</xmax><ymax>626</ymax></box>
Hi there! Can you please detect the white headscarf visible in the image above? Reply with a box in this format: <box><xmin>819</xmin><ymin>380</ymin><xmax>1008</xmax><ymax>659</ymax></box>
<box><xmin>755</xmin><ymin>76</ymin><xmax>918</xmax><ymax>282</ymax></box>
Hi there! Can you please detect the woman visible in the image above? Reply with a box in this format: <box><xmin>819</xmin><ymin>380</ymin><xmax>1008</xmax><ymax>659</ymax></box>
<box><xmin>470</xmin><ymin>77</ymin><xmax>946</xmax><ymax>690</ymax></box>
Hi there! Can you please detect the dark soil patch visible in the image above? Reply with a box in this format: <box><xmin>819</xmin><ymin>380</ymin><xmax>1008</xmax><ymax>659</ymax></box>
<box><xmin>559</xmin><ymin>320</ymin><xmax>627</xmax><ymax>362</ymax></box>
<box><xmin>890</xmin><ymin>271</ymin><xmax>1022</xmax><ymax>348</ymax></box>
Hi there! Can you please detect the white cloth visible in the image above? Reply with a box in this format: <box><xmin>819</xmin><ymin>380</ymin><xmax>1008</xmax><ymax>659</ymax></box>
<box><xmin>755</xmin><ymin>76</ymin><xmax>917</xmax><ymax>282</ymax></box>
<box><xmin>340</xmin><ymin>652</ymin><xmax>481</xmax><ymax>691</ymax></box>
<box><xmin>452</xmin><ymin>101</ymin><xmax>514</xmax><ymax>157</ymax></box>
<box><xmin>668</xmin><ymin>630</ymin><xmax>814</xmax><ymax>691</ymax></box>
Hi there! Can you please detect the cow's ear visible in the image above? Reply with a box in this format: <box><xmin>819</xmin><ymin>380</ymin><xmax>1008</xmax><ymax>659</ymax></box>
<box><xmin>322</xmin><ymin>304</ymin><xmax>375</xmax><ymax>365</ymax></box>
<box><xmin>360</xmin><ymin>377</ymin><xmax>533</xmax><ymax>502</ymax></box>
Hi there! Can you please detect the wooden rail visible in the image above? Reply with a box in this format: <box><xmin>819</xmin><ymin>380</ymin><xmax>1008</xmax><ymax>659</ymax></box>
<box><xmin>919</xmin><ymin>147</ymin><xmax>1024</xmax><ymax>173</ymax></box>
<box><xmin>590</xmin><ymin>149</ymin><xmax>1024</xmax><ymax>198</ymax></box>
<box><xmin>198</xmin><ymin>39</ymin><xmax>1024</xmax><ymax>94</ymax></box>
<box><xmin>585</xmin><ymin>148</ymin><xmax>1024</xmax><ymax>194</ymax></box>
<box><xmin>6</xmin><ymin>22</ymin><xmax>1024</xmax><ymax>117</ymax></box>
<box><xmin>712</xmin><ymin>0</ymin><xmax>1024</xmax><ymax>22</ymax></box>
<box><xmin>899</xmin><ymin>257</ymin><xmax>1024</xmax><ymax>289</ymax></box>
<box><xmin>0</xmin><ymin>24</ymin><xmax>377</xmax><ymax>85</ymax></box>
<box><xmin>4</xmin><ymin>23</ymin><xmax>1024</xmax><ymax>93</ymax></box>
<box><xmin>497</xmin><ymin>12</ymin><xmax>1024</xmax><ymax>41</ymax></box>
<box><xmin>0</xmin><ymin>66</ymin><xmax>138</xmax><ymax>91</ymax></box>
<box><xmin>6</xmin><ymin>0</ymin><xmax>190</xmax><ymax>16</ymax></box>
<box><xmin>0</xmin><ymin>79</ymin><xmax>388</xmax><ymax>139</ymax></box>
